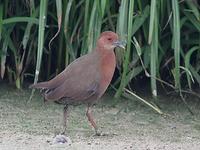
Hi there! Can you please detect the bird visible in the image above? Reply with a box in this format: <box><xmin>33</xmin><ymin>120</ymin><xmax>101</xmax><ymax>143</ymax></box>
<box><xmin>30</xmin><ymin>31</ymin><xmax>126</xmax><ymax>136</ymax></box>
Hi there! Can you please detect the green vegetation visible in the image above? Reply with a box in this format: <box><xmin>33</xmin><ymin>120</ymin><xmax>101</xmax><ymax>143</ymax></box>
<box><xmin>0</xmin><ymin>1</ymin><xmax>200</xmax><ymax>112</ymax></box>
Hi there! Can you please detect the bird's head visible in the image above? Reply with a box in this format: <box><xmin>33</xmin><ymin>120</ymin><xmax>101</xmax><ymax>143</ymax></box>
<box><xmin>97</xmin><ymin>31</ymin><xmax>126</xmax><ymax>50</ymax></box>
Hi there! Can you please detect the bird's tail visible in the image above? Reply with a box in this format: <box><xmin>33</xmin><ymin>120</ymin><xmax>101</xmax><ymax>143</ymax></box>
<box><xmin>29</xmin><ymin>81</ymin><xmax>50</xmax><ymax>89</ymax></box>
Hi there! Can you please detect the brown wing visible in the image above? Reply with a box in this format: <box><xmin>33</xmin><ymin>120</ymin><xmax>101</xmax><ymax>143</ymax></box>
<box><xmin>30</xmin><ymin>53</ymin><xmax>97</xmax><ymax>90</ymax></box>
<box><xmin>42</xmin><ymin>52</ymin><xmax>101</xmax><ymax>101</ymax></box>
<box><xmin>45</xmin><ymin>74</ymin><xmax>99</xmax><ymax>101</ymax></box>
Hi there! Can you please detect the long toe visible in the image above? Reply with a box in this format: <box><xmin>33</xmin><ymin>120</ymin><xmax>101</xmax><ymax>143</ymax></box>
<box><xmin>94</xmin><ymin>130</ymin><xmax>117</xmax><ymax>136</ymax></box>
<box><xmin>94</xmin><ymin>130</ymin><xmax>105</xmax><ymax>136</ymax></box>
<box><xmin>61</xmin><ymin>129</ymin><xmax>66</xmax><ymax>135</ymax></box>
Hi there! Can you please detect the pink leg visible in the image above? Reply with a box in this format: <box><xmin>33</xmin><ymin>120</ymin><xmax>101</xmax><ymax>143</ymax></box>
<box><xmin>62</xmin><ymin>105</ymin><xmax>68</xmax><ymax>134</ymax></box>
<box><xmin>86</xmin><ymin>105</ymin><xmax>100</xmax><ymax>135</ymax></box>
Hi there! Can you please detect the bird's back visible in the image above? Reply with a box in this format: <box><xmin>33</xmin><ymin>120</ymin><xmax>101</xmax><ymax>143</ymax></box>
<box><xmin>31</xmin><ymin>51</ymin><xmax>102</xmax><ymax>104</ymax></box>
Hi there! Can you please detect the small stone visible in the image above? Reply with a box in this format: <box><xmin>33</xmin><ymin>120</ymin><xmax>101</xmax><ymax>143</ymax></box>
<box><xmin>87</xmin><ymin>142</ymin><xmax>91</xmax><ymax>145</ymax></box>
<box><xmin>52</xmin><ymin>134</ymin><xmax>72</xmax><ymax>145</ymax></box>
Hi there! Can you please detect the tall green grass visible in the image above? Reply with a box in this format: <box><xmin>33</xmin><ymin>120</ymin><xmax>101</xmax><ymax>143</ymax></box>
<box><xmin>0</xmin><ymin>1</ymin><xmax>200</xmax><ymax>111</ymax></box>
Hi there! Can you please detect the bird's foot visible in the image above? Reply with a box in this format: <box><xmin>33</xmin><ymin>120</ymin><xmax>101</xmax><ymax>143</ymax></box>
<box><xmin>60</xmin><ymin>126</ymin><xmax>67</xmax><ymax>135</ymax></box>
<box><xmin>95</xmin><ymin>131</ymin><xmax>104</xmax><ymax>136</ymax></box>
<box><xmin>94</xmin><ymin>130</ymin><xmax>117</xmax><ymax>136</ymax></box>
<box><xmin>61</xmin><ymin>131</ymin><xmax>66</xmax><ymax>135</ymax></box>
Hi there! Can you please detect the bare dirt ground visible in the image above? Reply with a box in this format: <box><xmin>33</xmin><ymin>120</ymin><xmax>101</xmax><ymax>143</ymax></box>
<box><xmin>0</xmin><ymin>84</ymin><xmax>200</xmax><ymax>150</ymax></box>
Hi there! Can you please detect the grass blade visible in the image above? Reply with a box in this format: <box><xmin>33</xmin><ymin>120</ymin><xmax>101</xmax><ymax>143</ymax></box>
<box><xmin>132</xmin><ymin>5</ymin><xmax>150</xmax><ymax>35</ymax></box>
<box><xmin>115</xmin><ymin>0</ymin><xmax>129</xmax><ymax>69</ymax></box>
<box><xmin>1</xmin><ymin>30</ymin><xmax>9</xmax><ymax>78</ymax></box>
<box><xmin>115</xmin><ymin>0</ymin><xmax>134</xmax><ymax>98</ymax></box>
<box><xmin>29</xmin><ymin>0</ymin><xmax>48</xmax><ymax>101</ymax></box>
<box><xmin>185</xmin><ymin>46</ymin><xmax>199</xmax><ymax>89</ymax></box>
<box><xmin>148</xmin><ymin>0</ymin><xmax>156</xmax><ymax>44</ymax></box>
<box><xmin>2</xmin><ymin>17</ymin><xmax>39</xmax><ymax>24</ymax></box>
<box><xmin>0</xmin><ymin>4</ymin><xmax>3</xmax><ymax>40</ymax></box>
<box><xmin>150</xmin><ymin>8</ymin><xmax>158</xmax><ymax>97</ymax></box>
<box><xmin>172</xmin><ymin>0</ymin><xmax>181</xmax><ymax>89</ymax></box>
<box><xmin>22</xmin><ymin>7</ymin><xmax>39</xmax><ymax>50</ymax></box>
<box><xmin>48</xmin><ymin>0</ymin><xmax>62</xmax><ymax>50</ymax></box>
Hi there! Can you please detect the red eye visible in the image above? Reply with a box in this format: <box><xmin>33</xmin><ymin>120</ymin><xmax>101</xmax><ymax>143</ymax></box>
<box><xmin>108</xmin><ymin>38</ymin><xmax>112</xmax><ymax>41</ymax></box>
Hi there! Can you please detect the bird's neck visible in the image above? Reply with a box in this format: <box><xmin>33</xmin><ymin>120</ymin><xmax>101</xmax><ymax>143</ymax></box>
<box><xmin>95</xmin><ymin>47</ymin><xmax>116</xmax><ymax>98</ymax></box>
<box><xmin>95</xmin><ymin>46</ymin><xmax>114</xmax><ymax>57</ymax></box>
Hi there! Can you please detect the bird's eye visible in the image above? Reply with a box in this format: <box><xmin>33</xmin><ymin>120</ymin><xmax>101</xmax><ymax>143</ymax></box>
<box><xmin>108</xmin><ymin>38</ymin><xmax>112</xmax><ymax>41</ymax></box>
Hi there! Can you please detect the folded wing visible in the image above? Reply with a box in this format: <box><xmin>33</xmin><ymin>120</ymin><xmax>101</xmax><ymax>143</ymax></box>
<box><xmin>31</xmin><ymin>52</ymin><xmax>101</xmax><ymax>102</ymax></box>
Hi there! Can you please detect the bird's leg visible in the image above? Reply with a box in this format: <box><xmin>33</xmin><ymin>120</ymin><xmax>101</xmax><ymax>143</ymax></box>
<box><xmin>86</xmin><ymin>105</ymin><xmax>101</xmax><ymax>136</ymax></box>
<box><xmin>52</xmin><ymin>105</ymin><xmax>70</xmax><ymax>145</ymax></box>
<box><xmin>62</xmin><ymin>105</ymin><xmax>68</xmax><ymax>135</ymax></box>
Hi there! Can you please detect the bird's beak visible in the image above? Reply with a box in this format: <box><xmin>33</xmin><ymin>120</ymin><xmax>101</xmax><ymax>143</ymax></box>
<box><xmin>113</xmin><ymin>40</ymin><xmax>126</xmax><ymax>49</ymax></box>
